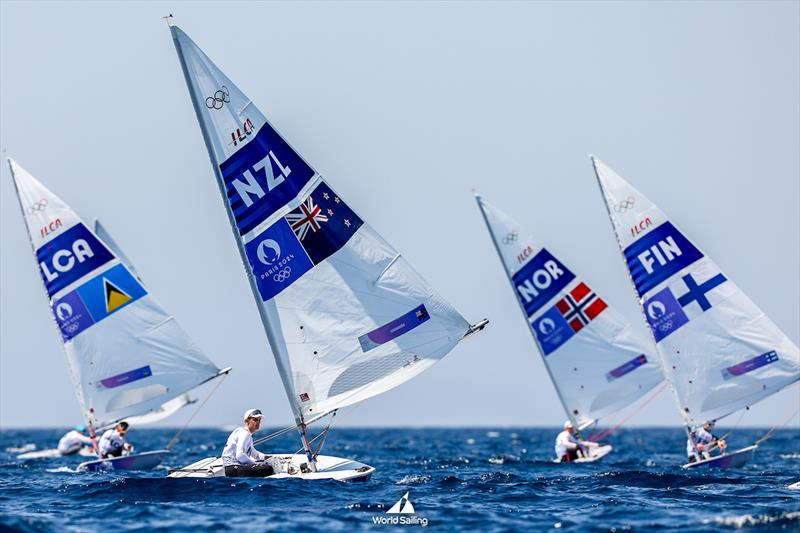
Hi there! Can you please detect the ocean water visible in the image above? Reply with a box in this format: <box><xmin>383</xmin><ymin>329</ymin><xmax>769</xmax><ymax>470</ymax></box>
<box><xmin>1</xmin><ymin>427</ymin><xmax>798</xmax><ymax>532</ymax></box>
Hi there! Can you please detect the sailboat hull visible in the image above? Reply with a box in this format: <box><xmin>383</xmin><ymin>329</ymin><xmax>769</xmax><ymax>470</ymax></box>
<box><xmin>78</xmin><ymin>450</ymin><xmax>170</xmax><ymax>472</ymax></box>
<box><xmin>167</xmin><ymin>453</ymin><xmax>374</xmax><ymax>481</ymax></box>
<box><xmin>682</xmin><ymin>445</ymin><xmax>757</xmax><ymax>470</ymax></box>
<box><xmin>552</xmin><ymin>444</ymin><xmax>614</xmax><ymax>464</ymax></box>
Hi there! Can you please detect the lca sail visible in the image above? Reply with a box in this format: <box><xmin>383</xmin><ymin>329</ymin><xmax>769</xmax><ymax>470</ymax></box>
<box><xmin>170</xmin><ymin>25</ymin><xmax>477</xmax><ymax>423</ymax></box>
<box><xmin>591</xmin><ymin>156</ymin><xmax>799</xmax><ymax>425</ymax></box>
<box><xmin>8</xmin><ymin>158</ymin><xmax>225</xmax><ymax>429</ymax></box>
<box><xmin>476</xmin><ymin>195</ymin><xmax>663</xmax><ymax>429</ymax></box>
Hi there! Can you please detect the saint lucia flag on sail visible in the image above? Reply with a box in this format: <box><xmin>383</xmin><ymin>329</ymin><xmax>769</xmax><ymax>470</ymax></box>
<box><xmin>171</xmin><ymin>23</ymin><xmax>477</xmax><ymax>421</ymax></box>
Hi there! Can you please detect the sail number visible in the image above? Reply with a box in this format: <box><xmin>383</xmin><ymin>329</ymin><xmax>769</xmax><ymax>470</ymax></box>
<box><xmin>231</xmin><ymin>151</ymin><xmax>292</xmax><ymax>208</ymax></box>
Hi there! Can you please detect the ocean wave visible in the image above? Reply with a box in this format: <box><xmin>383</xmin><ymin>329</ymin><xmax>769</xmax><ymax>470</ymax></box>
<box><xmin>703</xmin><ymin>511</ymin><xmax>800</xmax><ymax>528</ymax></box>
<box><xmin>396</xmin><ymin>474</ymin><xmax>431</xmax><ymax>485</ymax></box>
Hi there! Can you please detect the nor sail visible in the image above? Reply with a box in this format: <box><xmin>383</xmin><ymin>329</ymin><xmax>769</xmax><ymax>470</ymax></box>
<box><xmin>591</xmin><ymin>156</ymin><xmax>799</xmax><ymax>465</ymax></box>
<box><xmin>8</xmin><ymin>159</ymin><xmax>227</xmax><ymax>443</ymax></box>
<box><xmin>168</xmin><ymin>23</ymin><xmax>484</xmax><ymax>476</ymax></box>
<box><xmin>475</xmin><ymin>195</ymin><xmax>663</xmax><ymax>433</ymax></box>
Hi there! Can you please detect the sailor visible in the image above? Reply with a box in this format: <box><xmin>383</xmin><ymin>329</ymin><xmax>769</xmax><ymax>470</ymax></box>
<box><xmin>687</xmin><ymin>421</ymin><xmax>726</xmax><ymax>462</ymax></box>
<box><xmin>555</xmin><ymin>420</ymin><xmax>598</xmax><ymax>462</ymax></box>
<box><xmin>98</xmin><ymin>422</ymin><xmax>134</xmax><ymax>459</ymax></box>
<box><xmin>57</xmin><ymin>425</ymin><xmax>94</xmax><ymax>455</ymax></box>
<box><xmin>221</xmin><ymin>409</ymin><xmax>275</xmax><ymax>477</ymax></box>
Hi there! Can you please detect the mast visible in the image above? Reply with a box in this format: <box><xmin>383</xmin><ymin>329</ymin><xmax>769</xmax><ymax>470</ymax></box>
<box><xmin>474</xmin><ymin>193</ymin><xmax>583</xmax><ymax>436</ymax></box>
<box><xmin>6</xmin><ymin>159</ymin><xmax>98</xmax><ymax>450</ymax></box>
<box><xmin>589</xmin><ymin>156</ymin><xmax>696</xmax><ymax>450</ymax></box>
<box><xmin>168</xmin><ymin>25</ymin><xmax>317</xmax><ymax>468</ymax></box>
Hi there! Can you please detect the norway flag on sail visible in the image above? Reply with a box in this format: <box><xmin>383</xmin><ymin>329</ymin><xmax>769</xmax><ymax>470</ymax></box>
<box><xmin>555</xmin><ymin>282</ymin><xmax>607</xmax><ymax>333</ymax></box>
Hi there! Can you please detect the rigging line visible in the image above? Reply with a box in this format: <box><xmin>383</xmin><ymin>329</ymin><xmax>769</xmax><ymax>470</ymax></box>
<box><xmin>253</xmin><ymin>424</ymin><xmax>297</xmax><ymax>446</ymax></box>
<box><xmin>711</xmin><ymin>408</ymin><xmax>747</xmax><ymax>444</ymax></box>
<box><xmin>313</xmin><ymin>411</ymin><xmax>338</xmax><ymax>458</ymax></box>
<box><xmin>754</xmin><ymin>406</ymin><xmax>800</xmax><ymax>446</ymax></box>
<box><xmin>589</xmin><ymin>382</ymin><xmax>668</xmax><ymax>443</ymax></box>
<box><xmin>165</xmin><ymin>372</ymin><xmax>229</xmax><ymax>450</ymax></box>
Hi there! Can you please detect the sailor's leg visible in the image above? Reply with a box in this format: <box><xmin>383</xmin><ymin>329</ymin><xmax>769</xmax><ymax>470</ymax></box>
<box><xmin>59</xmin><ymin>444</ymin><xmax>82</xmax><ymax>456</ymax></box>
<box><xmin>224</xmin><ymin>463</ymin><xmax>275</xmax><ymax>477</ymax></box>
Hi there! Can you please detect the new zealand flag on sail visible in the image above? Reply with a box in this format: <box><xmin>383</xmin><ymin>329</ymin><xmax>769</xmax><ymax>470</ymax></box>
<box><xmin>245</xmin><ymin>180</ymin><xmax>363</xmax><ymax>301</ymax></box>
<box><xmin>287</xmin><ymin>181</ymin><xmax>363</xmax><ymax>264</ymax></box>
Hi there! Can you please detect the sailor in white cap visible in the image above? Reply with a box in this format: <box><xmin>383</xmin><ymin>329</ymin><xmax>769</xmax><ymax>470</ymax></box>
<box><xmin>221</xmin><ymin>409</ymin><xmax>274</xmax><ymax>477</ymax></box>
<box><xmin>554</xmin><ymin>420</ymin><xmax>598</xmax><ymax>462</ymax></box>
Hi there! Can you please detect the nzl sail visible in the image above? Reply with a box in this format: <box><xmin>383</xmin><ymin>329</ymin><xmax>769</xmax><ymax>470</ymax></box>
<box><xmin>169</xmin><ymin>24</ymin><xmax>482</xmax><ymax>434</ymax></box>
<box><xmin>476</xmin><ymin>195</ymin><xmax>663</xmax><ymax>430</ymax></box>
<box><xmin>591</xmin><ymin>156</ymin><xmax>799</xmax><ymax>427</ymax></box>
<box><xmin>8</xmin><ymin>158</ymin><xmax>226</xmax><ymax>430</ymax></box>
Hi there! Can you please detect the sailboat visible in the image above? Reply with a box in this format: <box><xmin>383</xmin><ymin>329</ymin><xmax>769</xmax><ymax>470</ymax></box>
<box><xmin>591</xmin><ymin>156</ymin><xmax>800</xmax><ymax>469</ymax></box>
<box><xmin>165</xmin><ymin>22</ymin><xmax>487</xmax><ymax>481</ymax></box>
<box><xmin>475</xmin><ymin>195</ymin><xmax>664</xmax><ymax>462</ymax></box>
<box><xmin>8</xmin><ymin>158</ymin><xmax>230</xmax><ymax>471</ymax></box>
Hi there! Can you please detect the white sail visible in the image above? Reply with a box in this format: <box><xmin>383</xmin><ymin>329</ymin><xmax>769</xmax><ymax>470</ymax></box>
<box><xmin>170</xmin><ymin>25</ymin><xmax>472</xmax><ymax>423</ymax></box>
<box><xmin>8</xmin><ymin>159</ymin><xmax>224</xmax><ymax>428</ymax></box>
<box><xmin>476</xmin><ymin>196</ymin><xmax>663</xmax><ymax>428</ymax></box>
<box><xmin>94</xmin><ymin>218</ymin><xmax>140</xmax><ymax>280</ymax></box>
<box><xmin>592</xmin><ymin>156</ymin><xmax>800</xmax><ymax>425</ymax></box>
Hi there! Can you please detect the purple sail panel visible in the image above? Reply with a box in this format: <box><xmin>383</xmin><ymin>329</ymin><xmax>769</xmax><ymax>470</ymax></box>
<box><xmin>358</xmin><ymin>305</ymin><xmax>430</xmax><ymax>352</ymax></box>
<box><xmin>722</xmin><ymin>351</ymin><xmax>779</xmax><ymax>380</ymax></box>
<box><xmin>606</xmin><ymin>354</ymin><xmax>648</xmax><ymax>382</ymax></box>
<box><xmin>100</xmin><ymin>366</ymin><xmax>153</xmax><ymax>389</ymax></box>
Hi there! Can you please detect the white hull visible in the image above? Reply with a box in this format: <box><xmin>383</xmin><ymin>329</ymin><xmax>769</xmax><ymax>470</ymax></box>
<box><xmin>553</xmin><ymin>444</ymin><xmax>613</xmax><ymax>464</ymax></box>
<box><xmin>18</xmin><ymin>447</ymin><xmax>96</xmax><ymax>460</ymax></box>
<box><xmin>682</xmin><ymin>445</ymin><xmax>757</xmax><ymax>469</ymax></box>
<box><xmin>168</xmin><ymin>453</ymin><xmax>374</xmax><ymax>481</ymax></box>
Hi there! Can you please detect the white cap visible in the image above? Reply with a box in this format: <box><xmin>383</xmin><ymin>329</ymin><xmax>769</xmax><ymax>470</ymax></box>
<box><xmin>243</xmin><ymin>408</ymin><xmax>263</xmax><ymax>421</ymax></box>
<box><xmin>564</xmin><ymin>420</ymin><xmax>573</xmax><ymax>429</ymax></box>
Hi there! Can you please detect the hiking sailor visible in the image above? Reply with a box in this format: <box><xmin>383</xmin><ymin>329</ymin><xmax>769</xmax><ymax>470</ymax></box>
<box><xmin>687</xmin><ymin>421</ymin><xmax>727</xmax><ymax>463</ymax></box>
<box><xmin>221</xmin><ymin>409</ymin><xmax>278</xmax><ymax>477</ymax></box>
<box><xmin>555</xmin><ymin>420</ymin><xmax>598</xmax><ymax>462</ymax></box>
<box><xmin>57</xmin><ymin>425</ymin><xmax>94</xmax><ymax>455</ymax></box>
<box><xmin>98</xmin><ymin>422</ymin><xmax>134</xmax><ymax>459</ymax></box>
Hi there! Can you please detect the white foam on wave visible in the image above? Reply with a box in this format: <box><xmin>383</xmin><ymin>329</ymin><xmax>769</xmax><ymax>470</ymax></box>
<box><xmin>780</xmin><ymin>453</ymin><xmax>800</xmax><ymax>459</ymax></box>
<box><xmin>46</xmin><ymin>466</ymin><xmax>78</xmax><ymax>474</ymax></box>
<box><xmin>488</xmin><ymin>457</ymin><xmax>504</xmax><ymax>465</ymax></box>
<box><xmin>396</xmin><ymin>475</ymin><xmax>431</xmax><ymax>485</ymax></box>
<box><xmin>486</xmin><ymin>431</ymin><xmax>500</xmax><ymax>438</ymax></box>
<box><xmin>703</xmin><ymin>511</ymin><xmax>799</xmax><ymax>528</ymax></box>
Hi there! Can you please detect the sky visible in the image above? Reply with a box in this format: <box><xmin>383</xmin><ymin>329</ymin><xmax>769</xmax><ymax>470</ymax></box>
<box><xmin>1</xmin><ymin>1</ymin><xmax>798</xmax><ymax>430</ymax></box>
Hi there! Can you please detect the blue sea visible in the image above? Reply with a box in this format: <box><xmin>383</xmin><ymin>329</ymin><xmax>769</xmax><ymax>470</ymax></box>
<box><xmin>1</xmin><ymin>427</ymin><xmax>798</xmax><ymax>532</ymax></box>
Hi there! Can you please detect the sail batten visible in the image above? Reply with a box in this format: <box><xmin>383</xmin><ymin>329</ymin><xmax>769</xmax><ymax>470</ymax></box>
<box><xmin>475</xmin><ymin>195</ymin><xmax>663</xmax><ymax>429</ymax></box>
<box><xmin>170</xmin><ymin>25</ymin><xmax>473</xmax><ymax>424</ymax></box>
<box><xmin>8</xmin><ymin>159</ymin><xmax>223</xmax><ymax>428</ymax></box>
<box><xmin>592</xmin><ymin>156</ymin><xmax>800</xmax><ymax>425</ymax></box>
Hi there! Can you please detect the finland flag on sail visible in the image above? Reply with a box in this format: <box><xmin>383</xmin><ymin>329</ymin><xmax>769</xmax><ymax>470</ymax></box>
<box><xmin>643</xmin><ymin>259</ymin><xmax>735</xmax><ymax>341</ymax></box>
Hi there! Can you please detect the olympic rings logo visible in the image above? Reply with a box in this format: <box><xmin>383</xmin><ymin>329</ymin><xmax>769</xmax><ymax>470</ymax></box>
<box><xmin>658</xmin><ymin>320</ymin><xmax>673</xmax><ymax>332</ymax></box>
<box><xmin>205</xmin><ymin>85</ymin><xmax>230</xmax><ymax>110</ymax></box>
<box><xmin>65</xmin><ymin>323</ymin><xmax>80</xmax><ymax>334</ymax></box>
<box><xmin>502</xmin><ymin>231</ymin><xmax>518</xmax><ymax>245</ymax></box>
<box><xmin>273</xmin><ymin>266</ymin><xmax>292</xmax><ymax>282</ymax></box>
<box><xmin>27</xmin><ymin>199</ymin><xmax>48</xmax><ymax>214</ymax></box>
<box><xmin>613</xmin><ymin>196</ymin><xmax>636</xmax><ymax>213</ymax></box>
